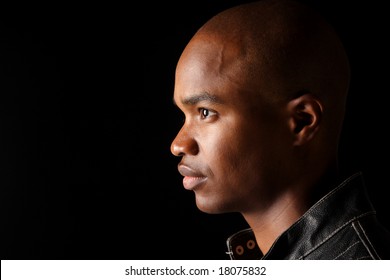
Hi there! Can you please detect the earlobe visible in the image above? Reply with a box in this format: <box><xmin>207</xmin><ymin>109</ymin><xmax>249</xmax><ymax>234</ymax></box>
<box><xmin>287</xmin><ymin>94</ymin><xmax>323</xmax><ymax>146</ymax></box>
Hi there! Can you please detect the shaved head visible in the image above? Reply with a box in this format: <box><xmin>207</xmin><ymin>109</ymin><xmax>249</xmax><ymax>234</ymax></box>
<box><xmin>172</xmin><ymin>0</ymin><xmax>351</xmax><ymax>214</ymax></box>
<box><xmin>177</xmin><ymin>0</ymin><xmax>350</xmax><ymax>136</ymax></box>
<box><xmin>170</xmin><ymin>1</ymin><xmax>390</xmax><ymax>258</ymax></box>
<box><xmin>173</xmin><ymin>0</ymin><xmax>350</xmax><ymax>224</ymax></box>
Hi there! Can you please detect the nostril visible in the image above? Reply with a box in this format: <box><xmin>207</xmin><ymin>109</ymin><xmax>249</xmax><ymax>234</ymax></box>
<box><xmin>171</xmin><ymin>140</ymin><xmax>199</xmax><ymax>157</ymax></box>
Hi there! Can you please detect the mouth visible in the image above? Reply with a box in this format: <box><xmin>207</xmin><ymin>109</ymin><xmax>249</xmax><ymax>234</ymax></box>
<box><xmin>178</xmin><ymin>164</ymin><xmax>207</xmax><ymax>190</ymax></box>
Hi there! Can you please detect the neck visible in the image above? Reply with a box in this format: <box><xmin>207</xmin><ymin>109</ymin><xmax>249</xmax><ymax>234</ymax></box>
<box><xmin>242</xmin><ymin>166</ymin><xmax>341</xmax><ymax>255</ymax></box>
<box><xmin>242</xmin><ymin>191</ymin><xmax>309</xmax><ymax>255</ymax></box>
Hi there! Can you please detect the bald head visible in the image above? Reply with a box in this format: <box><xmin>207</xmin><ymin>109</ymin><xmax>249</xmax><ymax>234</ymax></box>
<box><xmin>177</xmin><ymin>0</ymin><xmax>350</xmax><ymax>129</ymax></box>
<box><xmin>171</xmin><ymin>0</ymin><xmax>353</xmax><ymax>244</ymax></box>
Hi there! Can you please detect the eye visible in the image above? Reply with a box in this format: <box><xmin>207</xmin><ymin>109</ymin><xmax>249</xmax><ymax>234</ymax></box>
<box><xmin>199</xmin><ymin>108</ymin><xmax>217</xmax><ymax>120</ymax></box>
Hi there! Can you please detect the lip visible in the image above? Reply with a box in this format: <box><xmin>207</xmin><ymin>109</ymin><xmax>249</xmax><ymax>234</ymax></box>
<box><xmin>178</xmin><ymin>164</ymin><xmax>207</xmax><ymax>190</ymax></box>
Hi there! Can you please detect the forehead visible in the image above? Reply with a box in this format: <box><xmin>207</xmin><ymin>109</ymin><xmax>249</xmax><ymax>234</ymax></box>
<box><xmin>174</xmin><ymin>37</ymin><xmax>251</xmax><ymax>103</ymax></box>
<box><xmin>177</xmin><ymin>35</ymin><xmax>246</xmax><ymax>77</ymax></box>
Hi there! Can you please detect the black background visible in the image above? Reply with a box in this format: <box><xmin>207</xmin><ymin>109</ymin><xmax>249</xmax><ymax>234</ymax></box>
<box><xmin>1</xmin><ymin>0</ymin><xmax>389</xmax><ymax>260</ymax></box>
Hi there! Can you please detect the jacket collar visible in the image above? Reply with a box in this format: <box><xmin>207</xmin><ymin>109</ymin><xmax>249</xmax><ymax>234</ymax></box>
<box><xmin>226</xmin><ymin>172</ymin><xmax>376</xmax><ymax>259</ymax></box>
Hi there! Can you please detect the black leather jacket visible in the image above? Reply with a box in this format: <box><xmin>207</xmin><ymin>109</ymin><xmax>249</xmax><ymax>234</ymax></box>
<box><xmin>226</xmin><ymin>172</ymin><xmax>390</xmax><ymax>260</ymax></box>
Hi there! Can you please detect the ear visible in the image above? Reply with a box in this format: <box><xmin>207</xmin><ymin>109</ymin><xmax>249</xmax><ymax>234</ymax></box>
<box><xmin>287</xmin><ymin>93</ymin><xmax>323</xmax><ymax>146</ymax></box>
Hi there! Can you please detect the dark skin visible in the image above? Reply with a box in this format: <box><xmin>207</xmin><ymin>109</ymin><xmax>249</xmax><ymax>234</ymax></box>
<box><xmin>170</xmin><ymin>0</ymin><xmax>350</xmax><ymax>255</ymax></box>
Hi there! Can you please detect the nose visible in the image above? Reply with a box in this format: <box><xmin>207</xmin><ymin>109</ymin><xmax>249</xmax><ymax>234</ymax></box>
<box><xmin>170</xmin><ymin>126</ymin><xmax>199</xmax><ymax>157</ymax></box>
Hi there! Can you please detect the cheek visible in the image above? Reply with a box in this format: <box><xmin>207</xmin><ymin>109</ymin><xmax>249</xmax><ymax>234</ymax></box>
<box><xmin>201</xmin><ymin>123</ymin><xmax>260</xmax><ymax>184</ymax></box>
<box><xmin>193</xmin><ymin>118</ymin><xmax>283</xmax><ymax>213</ymax></box>
<box><xmin>219</xmin><ymin>122</ymin><xmax>278</xmax><ymax>183</ymax></box>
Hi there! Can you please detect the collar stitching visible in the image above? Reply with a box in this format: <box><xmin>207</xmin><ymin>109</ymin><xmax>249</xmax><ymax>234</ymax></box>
<box><xmin>297</xmin><ymin>211</ymin><xmax>375</xmax><ymax>259</ymax></box>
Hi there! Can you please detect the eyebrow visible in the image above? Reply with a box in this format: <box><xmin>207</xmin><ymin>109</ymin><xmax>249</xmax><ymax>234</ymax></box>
<box><xmin>173</xmin><ymin>92</ymin><xmax>224</xmax><ymax>106</ymax></box>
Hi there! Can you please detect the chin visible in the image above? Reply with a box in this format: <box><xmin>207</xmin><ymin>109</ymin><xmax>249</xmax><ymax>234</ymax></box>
<box><xmin>195</xmin><ymin>196</ymin><xmax>234</xmax><ymax>214</ymax></box>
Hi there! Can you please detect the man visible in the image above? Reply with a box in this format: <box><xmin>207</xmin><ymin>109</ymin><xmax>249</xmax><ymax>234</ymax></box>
<box><xmin>170</xmin><ymin>0</ymin><xmax>390</xmax><ymax>259</ymax></box>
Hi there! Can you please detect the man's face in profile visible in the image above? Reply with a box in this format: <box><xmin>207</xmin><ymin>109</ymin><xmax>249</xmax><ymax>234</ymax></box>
<box><xmin>170</xmin><ymin>37</ymin><xmax>291</xmax><ymax>214</ymax></box>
